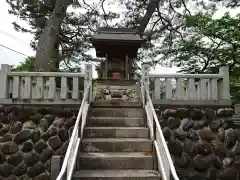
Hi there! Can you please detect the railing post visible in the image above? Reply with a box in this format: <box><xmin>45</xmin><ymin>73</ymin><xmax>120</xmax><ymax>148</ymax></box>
<box><xmin>84</xmin><ymin>64</ymin><xmax>93</xmax><ymax>102</ymax></box>
<box><xmin>219</xmin><ymin>66</ymin><xmax>231</xmax><ymax>100</ymax></box>
<box><xmin>51</xmin><ymin>156</ymin><xmax>61</xmax><ymax>180</ymax></box>
<box><xmin>0</xmin><ymin>64</ymin><xmax>10</xmax><ymax>99</ymax></box>
<box><xmin>141</xmin><ymin>63</ymin><xmax>150</xmax><ymax>105</ymax></box>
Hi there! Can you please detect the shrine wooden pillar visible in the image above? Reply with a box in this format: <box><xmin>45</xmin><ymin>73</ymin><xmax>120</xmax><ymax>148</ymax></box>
<box><xmin>100</xmin><ymin>61</ymin><xmax>104</xmax><ymax>78</ymax></box>
<box><xmin>125</xmin><ymin>54</ymin><xmax>129</xmax><ymax>80</ymax></box>
<box><xmin>105</xmin><ymin>54</ymin><xmax>108</xmax><ymax>79</ymax></box>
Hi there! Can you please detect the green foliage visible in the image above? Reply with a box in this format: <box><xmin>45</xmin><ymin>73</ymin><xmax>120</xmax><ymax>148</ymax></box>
<box><xmin>170</xmin><ymin>12</ymin><xmax>240</xmax><ymax>101</ymax></box>
<box><xmin>12</xmin><ymin>56</ymin><xmax>35</xmax><ymax>72</ymax></box>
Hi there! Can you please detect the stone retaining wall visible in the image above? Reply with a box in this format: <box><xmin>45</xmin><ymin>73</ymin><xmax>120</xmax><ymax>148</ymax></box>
<box><xmin>0</xmin><ymin>105</ymin><xmax>78</xmax><ymax>180</ymax></box>
<box><xmin>155</xmin><ymin>107</ymin><xmax>239</xmax><ymax>180</ymax></box>
<box><xmin>0</xmin><ymin>105</ymin><xmax>239</xmax><ymax>180</ymax></box>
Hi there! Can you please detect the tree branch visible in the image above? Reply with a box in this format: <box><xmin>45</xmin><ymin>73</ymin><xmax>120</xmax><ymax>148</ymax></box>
<box><xmin>101</xmin><ymin>0</ymin><xmax>109</xmax><ymax>27</ymax></box>
<box><xmin>138</xmin><ymin>0</ymin><xmax>160</xmax><ymax>35</ymax></box>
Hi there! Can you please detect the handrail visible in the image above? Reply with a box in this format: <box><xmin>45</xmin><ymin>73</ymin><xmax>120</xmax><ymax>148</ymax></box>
<box><xmin>142</xmin><ymin>84</ymin><xmax>179</xmax><ymax>180</ymax></box>
<box><xmin>8</xmin><ymin>71</ymin><xmax>84</xmax><ymax>77</ymax></box>
<box><xmin>56</xmin><ymin>83</ymin><xmax>91</xmax><ymax>180</ymax></box>
<box><xmin>149</xmin><ymin>73</ymin><xmax>222</xmax><ymax>79</ymax></box>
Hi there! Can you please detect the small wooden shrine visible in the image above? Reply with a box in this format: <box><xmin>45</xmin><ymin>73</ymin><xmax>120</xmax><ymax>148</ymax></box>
<box><xmin>91</xmin><ymin>28</ymin><xmax>143</xmax><ymax>80</ymax></box>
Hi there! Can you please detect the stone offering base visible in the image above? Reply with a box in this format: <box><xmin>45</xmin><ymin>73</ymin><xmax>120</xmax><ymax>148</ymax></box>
<box><xmin>93</xmin><ymin>79</ymin><xmax>140</xmax><ymax>101</ymax></box>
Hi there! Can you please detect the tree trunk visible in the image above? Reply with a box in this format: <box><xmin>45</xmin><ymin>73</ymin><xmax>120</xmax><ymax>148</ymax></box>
<box><xmin>138</xmin><ymin>0</ymin><xmax>160</xmax><ymax>35</ymax></box>
<box><xmin>35</xmin><ymin>0</ymin><xmax>72</xmax><ymax>72</ymax></box>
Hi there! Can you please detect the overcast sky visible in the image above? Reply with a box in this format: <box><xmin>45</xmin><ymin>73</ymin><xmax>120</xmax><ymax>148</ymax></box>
<box><xmin>0</xmin><ymin>1</ymin><xmax>34</xmax><ymax>65</ymax></box>
<box><xmin>0</xmin><ymin>1</ymin><xmax>239</xmax><ymax>75</ymax></box>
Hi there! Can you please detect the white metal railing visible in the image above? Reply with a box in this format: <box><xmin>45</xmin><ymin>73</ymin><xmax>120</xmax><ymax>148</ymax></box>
<box><xmin>0</xmin><ymin>64</ymin><xmax>93</xmax><ymax>104</ymax></box>
<box><xmin>147</xmin><ymin>66</ymin><xmax>231</xmax><ymax>102</ymax></box>
<box><xmin>56</xmin><ymin>82</ymin><xmax>91</xmax><ymax>180</ymax></box>
<box><xmin>141</xmin><ymin>82</ymin><xmax>179</xmax><ymax>180</ymax></box>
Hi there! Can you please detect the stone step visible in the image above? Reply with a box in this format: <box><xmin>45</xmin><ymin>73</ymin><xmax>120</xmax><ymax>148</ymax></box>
<box><xmin>81</xmin><ymin>138</ymin><xmax>152</xmax><ymax>152</ymax></box>
<box><xmin>89</xmin><ymin>108</ymin><xmax>144</xmax><ymax>118</ymax></box>
<box><xmin>86</xmin><ymin>117</ymin><xmax>145</xmax><ymax>127</ymax></box>
<box><xmin>72</xmin><ymin>170</ymin><xmax>161</xmax><ymax>180</ymax></box>
<box><xmin>77</xmin><ymin>152</ymin><xmax>154</xmax><ymax>169</ymax></box>
<box><xmin>92</xmin><ymin>100</ymin><xmax>142</xmax><ymax>108</ymax></box>
<box><xmin>83</xmin><ymin>127</ymin><xmax>149</xmax><ymax>138</ymax></box>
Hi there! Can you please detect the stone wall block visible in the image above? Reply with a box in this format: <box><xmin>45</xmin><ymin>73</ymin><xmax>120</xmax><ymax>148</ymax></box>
<box><xmin>52</xmin><ymin>117</ymin><xmax>65</xmax><ymax>128</ymax></box>
<box><xmin>0</xmin><ymin>124</ymin><xmax>10</xmax><ymax>135</ymax></box>
<box><xmin>32</xmin><ymin>173</ymin><xmax>50</xmax><ymax>180</ymax></box>
<box><xmin>180</xmin><ymin>118</ymin><xmax>193</xmax><ymax>131</ymax></box>
<box><xmin>34</xmin><ymin>140</ymin><xmax>47</xmax><ymax>154</ymax></box>
<box><xmin>191</xmin><ymin>108</ymin><xmax>204</xmax><ymax>121</ymax></box>
<box><xmin>58</xmin><ymin>128</ymin><xmax>69</xmax><ymax>142</ymax></box>
<box><xmin>0</xmin><ymin>115</ymin><xmax>10</xmax><ymax>124</ymax></box>
<box><xmin>10</xmin><ymin>122</ymin><xmax>22</xmax><ymax>134</ymax></box>
<box><xmin>174</xmin><ymin>152</ymin><xmax>189</xmax><ymax>168</ymax></box>
<box><xmin>0</xmin><ymin>163</ymin><xmax>14</xmax><ymax>177</ymax></box>
<box><xmin>0</xmin><ymin>133</ymin><xmax>12</xmax><ymax>143</ymax></box>
<box><xmin>14</xmin><ymin>130</ymin><xmax>31</xmax><ymax>144</ymax></box>
<box><xmin>175</xmin><ymin>108</ymin><xmax>189</xmax><ymax>118</ymax></box>
<box><xmin>0</xmin><ymin>151</ymin><xmax>6</xmax><ymax>163</ymax></box>
<box><xmin>23</xmin><ymin>121</ymin><xmax>37</xmax><ymax>130</ymax></box>
<box><xmin>204</xmin><ymin>108</ymin><xmax>216</xmax><ymax>121</ymax></box>
<box><xmin>168</xmin><ymin>117</ymin><xmax>181</xmax><ymax>130</ymax></box>
<box><xmin>22</xmin><ymin>141</ymin><xmax>33</xmax><ymax>153</ymax></box>
<box><xmin>31</xmin><ymin>129</ymin><xmax>41</xmax><ymax>143</ymax></box>
<box><xmin>194</xmin><ymin>140</ymin><xmax>212</xmax><ymax>156</ymax></box>
<box><xmin>7</xmin><ymin>175</ymin><xmax>18</xmax><ymax>180</ymax></box>
<box><xmin>12</xmin><ymin>162</ymin><xmax>27</xmax><ymax>176</ymax></box>
<box><xmin>39</xmin><ymin>147</ymin><xmax>54</xmax><ymax>163</ymax></box>
<box><xmin>30</xmin><ymin>114</ymin><xmax>43</xmax><ymax>124</ymax></box>
<box><xmin>192</xmin><ymin>154</ymin><xmax>211</xmax><ymax>172</ymax></box>
<box><xmin>63</xmin><ymin>117</ymin><xmax>75</xmax><ymax>129</ymax></box>
<box><xmin>39</xmin><ymin>118</ymin><xmax>49</xmax><ymax>132</ymax></box>
<box><xmin>1</xmin><ymin>142</ymin><xmax>19</xmax><ymax>154</ymax></box>
<box><xmin>27</xmin><ymin>162</ymin><xmax>46</xmax><ymax>178</ymax></box>
<box><xmin>41</xmin><ymin>127</ymin><xmax>58</xmax><ymax>141</ymax></box>
<box><xmin>24</xmin><ymin>151</ymin><xmax>39</xmax><ymax>166</ymax></box>
<box><xmin>7</xmin><ymin>153</ymin><xmax>22</xmax><ymax>166</ymax></box>
<box><xmin>48</xmin><ymin>136</ymin><xmax>62</xmax><ymax>150</ymax></box>
<box><xmin>43</xmin><ymin>114</ymin><xmax>55</xmax><ymax>124</ymax></box>
<box><xmin>162</xmin><ymin>109</ymin><xmax>176</xmax><ymax>118</ymax></box>
<box><xmin>8</xmin><ymin>112</ymin><xmax>19</xmax><ymax>123</ymax></box>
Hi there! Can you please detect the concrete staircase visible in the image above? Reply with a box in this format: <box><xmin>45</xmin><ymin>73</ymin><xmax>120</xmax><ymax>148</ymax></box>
<box><xmin>71</xmin><ymin>101</ymin><xmax>161</xmax><ymax>179</ymax></box>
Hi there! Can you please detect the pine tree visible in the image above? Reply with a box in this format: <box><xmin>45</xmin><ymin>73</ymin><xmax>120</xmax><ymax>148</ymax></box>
<box><xmin>6</xmin><ymin>0</ymin><xmax>119</xmax><ymax>71</ymax></box>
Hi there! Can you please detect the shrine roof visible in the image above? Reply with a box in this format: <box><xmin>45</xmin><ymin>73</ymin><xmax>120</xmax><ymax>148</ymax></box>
<box><xmin>91</xmin><ymin>28</ymin><xmax>143</xmax><ymax>42</ymax></box>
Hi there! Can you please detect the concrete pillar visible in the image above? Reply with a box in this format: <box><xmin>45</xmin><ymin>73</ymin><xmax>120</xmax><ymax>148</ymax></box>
<box><xmin>234</xmin><ymin>104</ymin><xmax>240</xmax><ymax>115</ymax></box>
<box><xmin>141</xmin><ymin>63</ymin><xmax>150</xmax><ymax>105</ymax></box>
<box><xmin>0</xmin><ymin>64</ymin><xmax>10</xmax><ymax>99</ymax></box>
<box><xmin>51</xmin><ymin>156</ymin><xmax>61</xmax><ymax>180</ymax></box>
<box><xmin>219</xmin><ymin>66</ymin><xmax>231</xmax><ymax>100</ymax></box>
<box><xmin>84</xmin><ymin>64</ymin><xmax>93</xmax><ymax>102</ymax></box>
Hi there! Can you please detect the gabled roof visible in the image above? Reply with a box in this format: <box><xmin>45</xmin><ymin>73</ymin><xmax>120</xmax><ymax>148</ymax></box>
<box><xmin>91</xmin><ymin>28</ymin><xmax>143</xmax><ymax>42</ymax></box>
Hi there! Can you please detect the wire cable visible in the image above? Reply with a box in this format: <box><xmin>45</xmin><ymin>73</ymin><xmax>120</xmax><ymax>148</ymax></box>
<box><xmin>0</xmin><ymin>29</ymin><xmax>30</xmax><ymax>46</ymax></box>
<box><xmin>0</xmin><ymin>43</ymin><xmax>30</xmax><ymax>57</ymax></box>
